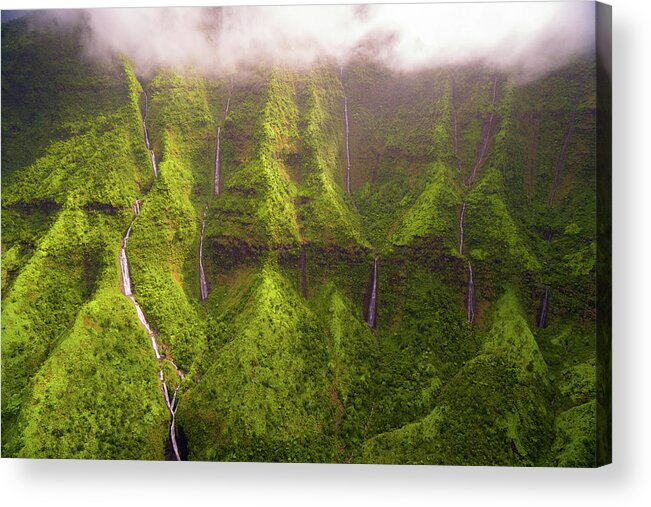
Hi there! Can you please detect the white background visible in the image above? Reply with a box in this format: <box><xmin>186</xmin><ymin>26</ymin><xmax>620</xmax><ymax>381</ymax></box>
<box><xmin>0</xmin><ymin>0</ymin><xmax>648</xmax><ymax>505</ymax></box>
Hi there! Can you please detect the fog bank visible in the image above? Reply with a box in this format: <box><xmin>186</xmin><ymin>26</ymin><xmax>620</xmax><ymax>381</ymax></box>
<box><xmin>18</xmin><ymin>3</ymin><xmax>595</xmax><ymax>79</ymax></box>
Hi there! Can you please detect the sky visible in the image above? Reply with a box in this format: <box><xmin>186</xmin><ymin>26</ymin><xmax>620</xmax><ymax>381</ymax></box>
<box><xmin>2</xmin><ymin>2</ymin><xmax>595</xmax><ymax>79</ymax></box>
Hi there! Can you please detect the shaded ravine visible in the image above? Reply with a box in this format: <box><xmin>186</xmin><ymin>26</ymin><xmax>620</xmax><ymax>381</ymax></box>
<box><xmin>344</xmin><ymin>399</ymin><xmax>376</xmax><ymax>464</ymax></box>
<box><xmin>467</xmin><ymin>76</ymin><xmax>498</xmax><ymax>186</ymax></box>
<box><xmin>214</xmin><ymin>85</ymin><xmax>232</xmax><ymax>196</ymax></box>
<box><xmin>452</xmin><ymin>81</ymin><xmax>462</xmax><ymax>173</ymax></box>
<box><xmin>349</xmin><ymin>255</ymin><xmax>379</xmax><ymax>463</ymax></box>
<box><xmin>458</xmin><ymin>201</ymin><xmax>466</xmax><ymax>255</ymax></box>
<box><xmin>458</xmin><ymin>76</ymin><xmax>498</xmax><ymax>324</ymax></box>
<box><xmin>143</xmin><ymin>90</ymin><xmax>158</xmax><ymax>178</ymax></box>
<box><xmin>537</xmin><ymin>285</ymin><xmax>550</xmax><ymax>328</ymax></box>
<box><xmin>537</xmin><ymin>78</ymin><xmax>586</xmax><ymax>327</ymax></box>
<box><xmin>536</xmin><ymin>224</ymin><xmax>553</xmax><ymax>328</ymax></box>
<box><xmin>466</xmin><ymin>260</ymin><xmax>476</xmax><ymax>325</ymax></box>
<box><xmin>365</xmin><ymin>255</ymin><xmax>378</xmax><ymax>329</ymax></box>
<box><xmin>340</xmin><ymin>67</ymin><xmax>352</xmax><ymax>194</ymax></box>
<box><xmin>293</xmin><ymin>196</ymin><xmax>309</xmax><ymax>298</ymax></box>
<box><xmin>537</xmin><ymin>228</ymin><xmax>553</xmax><ymax>329</ymax></box>
<box><xmin>119</xmin><ymin>200</ymin><xmax>184</xmax><ymax>460</ymax></box>
<box><xmin>116</xmin><ymin>87</ymin><xmax>184</xmax><ymax>460</ymax></box>
<box><xmin>199</xmin><ymin>206</ymin><xmax>208</xmax><ymax>301</ymax></box>
<box><xmin>548</xmin><ymin>78</ymin><xmax>586</xmax><ymax>208</ymax></box>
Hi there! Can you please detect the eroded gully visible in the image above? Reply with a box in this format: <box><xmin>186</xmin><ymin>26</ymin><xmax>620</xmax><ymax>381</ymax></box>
<box><xmin>214</xmin><ymin>85</ymin><xmax>232</xmax><ymax>196</ymax></box>
<box><xmin>458</xmin><ymin>76</ymin><xmax>498</xmax><ymax>325</ymax></box>
<box><xmin>118</xmin><ymin>88</ymin><xmax>184</xmax><ymax>460</ymax></box>
<box><xmin>537</xmin><ymin>77</ymin><xmax>586</xmax><ymax>328</ymax></box>
<box><xmin>199</xmin><ymin>206</ymin><xmax>208</xmax><ymax>301</ymax></box>
<box><xmin>340</xmin><ymin>67</ymin><xmax>352</xmax><ymax>195</ymax></box>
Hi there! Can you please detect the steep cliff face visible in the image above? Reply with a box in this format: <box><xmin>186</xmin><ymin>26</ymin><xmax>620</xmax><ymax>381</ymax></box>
<box><xmin>1</xmin><ymin>20</ymin><xmax>598</xmax><ymax>465</ymax></box>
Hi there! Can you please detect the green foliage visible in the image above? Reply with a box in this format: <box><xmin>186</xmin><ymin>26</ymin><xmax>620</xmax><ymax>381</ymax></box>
<box><xmin>552</xmin><ymin>401</ymin><xmax>597</xmax><ymax>467</ymax></box>
<box><xmin>178</xmin><ymin>263</ymin><xmax>334</xmax><ymax>462</ymax></box>
<box><xmin>2</xmin><ymin>208</ymin><xmax>110</xmax><ymax>447</ymax></box>
<box><xmin>209</xmin><ymin>70</ymin><xmax>300</xmax><ymax>248</ymax></box>
<box><xmin>360</xmin><ymin>353</ymin><xmax>552</xmax><ymax>466</ymax></box>
<box><xmin>1</xmin><ymin>27</ymin><xmax>166</xmax><ymax>457</ymax></box>
<box><xmin>466</xmin><ymin>168</ymin><xmax>540</xmax><ymax>272</ymax></box>
<box><xmin>390</xmin><ymin>161</ymin><xmax>460</xmax><ymax>248</ymax></box>
<box><xmin>15</xmin><ymin>287</ymin><xmax>168</xmax><ymax>459</ymax></box>
<box><xmin>315</xmin><ymin>284</ymin><xmax>379</xmax><ymax>458</ymax></box>
<box><xmin>127</xmin><ymin>70</ymin><xmax>210</xmax><ymax>371</ymax></box>
<box><xmin>430</xmin><ymin>77</ymin><xmax>455</xmax><ymax>164</ymax></box>
<box><xmin>366</xmin><ymin>262</ymin><xmax>475</xmax><ymax>435</ymax></box>
<box><xmin>557</xmin><ymin>359</ymin><xmax>596</xmax><ymax>406</ymax></box>
<box><xmin>1</xmin><ymin>19</ymin><xmax>599</xmax><ymax>465</ymax></box>
<box><xmin>298</xmin><ymin>69</ymin><xmax>368</xmax><ymax>248</ymax></box>
<box><xmin>482</xmin><ymin>289</ymin><xmax>548</xmax><ymax>378</ymax></box>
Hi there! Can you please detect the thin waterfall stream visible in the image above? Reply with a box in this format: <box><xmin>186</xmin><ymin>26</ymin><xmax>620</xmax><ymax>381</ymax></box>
<box><xmin>537</xmin><ymin>227</ymin><xmax>553</xmax><ymax>329</ymax></box>
<box><xmin>117</xmin><ymin>88</ymin><xmax>185</xmax><ymax>460</ymax></box>
<box><xmin>199</xmin><ymin>206</ymin><xmax>208</xmax><ymax>301</ymax></box>
<box><xmin>537</xmin><ymin>78</ymin><xmax>585</xmax><ymax>327</ymax></box>
<box><xmin>119</xmin><ymin>200</ymin><xmax>184</xmax><ymax>460</ymax></box>
<box><xmin>452</xmin><ymin>82</ymin><xmax>462</xmax><ymax>173</ymax></box>
<box><xmin>214</xmin><ymin>85</ymin><xmax>232</xmax><ymax>196</ymax></box>
<box><xmin>340</xmin><ymin>67</ymin><xmax>352</xmax><ymax>194</ymax></box>
<box><xmin>467</xmin><ymin>76</ymin><xmax>497</xmax><ymax>186</ymax></box>
<box><xmin>214</xmin><ymin>127</ymin><xmax>221</xmax><ymax>195</ymax></box>
<box><xmin>143</xmin><ymin>90</ymin><xmax>158</xmax><ymax>178</ymax></box>
<box><xmin>466</xmin><ymin>261</ymin><xmax>475</xmax><ymax>325</ymax></box>
<box><xmin>537</xmin><ymin>286</ymin><xmax>550</xmax><ymax>328</ymax></box>
<box><xmin>458</xmin><ymin>76</ymin><xmax>498</xmax><ymax>324</ymax></box>
<box><xmin>366</xmin><ymin>256</ymin><xmax>378</xmax><ymax>329</ymax></box>
<box><xmin>459</xmin><ymin>201</ymin><xmax>466</xmax><ymax>255</ymax></box>
<box><xmin>548</xmin><ymin>78</ymin><xmax>586</xmax><ymax>208</ymax></box>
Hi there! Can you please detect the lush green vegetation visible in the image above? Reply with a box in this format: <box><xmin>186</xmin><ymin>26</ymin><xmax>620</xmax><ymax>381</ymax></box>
<box><xmin>2</xmin><ymin>19</ymin><xmax>601</xmax><ymax>466</ymax></box>
<box><xmin>2</xmin><ymin>25</ymin><xmax>168</xmax><ymax>457</ymax></box>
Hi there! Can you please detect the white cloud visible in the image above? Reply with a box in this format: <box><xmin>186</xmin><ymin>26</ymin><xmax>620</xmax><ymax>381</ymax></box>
<box><xmin>27</xmin><ymin>2</ymin><xmax>595</xmax><ymax>78</ymax></box>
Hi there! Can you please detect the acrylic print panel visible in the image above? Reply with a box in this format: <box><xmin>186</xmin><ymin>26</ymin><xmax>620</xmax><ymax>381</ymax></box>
<box><xmin>0</xmin><ymin>1</ymin><xmax>611</xmax><ymax>466</ymax></box>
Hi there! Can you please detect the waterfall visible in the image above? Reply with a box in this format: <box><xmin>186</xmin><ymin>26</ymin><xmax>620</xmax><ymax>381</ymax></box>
<box><xmin>214</xmin><ymin>127</ymin><xmax>221</xmax><ymax>196</ymax></box>
<box><xmin>548</xmin><ymin>118</ymin><xmax>574</xmax><ymax>207</ymax></box>
<box><xmin>453</xmin><ymin>107</ymin><xmax>462</xmax><ymax>172</ymax></box>
<box><xmin>457</xmin><ymin>77</ymin><xmax>498</xmax><ymax>325</ymax></box>
<box><xmin>199</xmin><ymin>207</ymin><xmax>208</xmax><ymax>301</ymax></box>
<box><xmin>168</xmin><ymin>383</ymin><xmax>181</xmax><ymax>461</ymax></box>
<box><xmin>548</xmin><ymin>78</ymin><xmax>586</xmax><ymax>208</ymax></box>
<box><xmin>536</xmin><ymin>226</ymin><xmax>554</xmax><ymax>326</ymax></box>
<box><xmin>459</xmin><ymin>202</ymin><xmax>467</xmax><ymax>255</ymax></box>
<box><xmin>119</xmin><ymin>200</ymin><xmax>184</xmax><ymax>460</ymax></box>
<box><xmin>468</xmin><ymin>76</ymin><xmax>498</xmax><ymax>185</ymax></box>
<box><xmin>224</xmin><ymin>84</ymin><xmax>232</xmax><ymax>118</ymax></box>
<box><xmin>150</xmin><ymin>150</ymin><xmax>158</xmax><ymax>178</ymax></box>
<box><xmin>452</xmin><ymin>82</ymin><xmax>462</xmax><ymax>173</ymax></box>
<box><xmin>537</xmin><ymin>286</ymin><xmax>550</xmax><ymax>328</ymax></box>
<box><xmin>366</xmin><ymin>256</ymin><xmax>378</xmax><ymax>329</ymax></box>
<box><xmin>466</xmin><ymin>261</ymin><xmax>475</xmax><ymax>325</ymax></box>
<box><xmin>214</xmin><ymin>86</ymin><xmax>232</xmax><ymax>196</ymax></box>
<box><xmin>119</xmin><ymin>224</ymin><xmax>134</xmax><ymax>296</ymax></box>
<box><xmin>143</xmin><ymin>92</ymin><xmax>151</xmax><ymax>150</ymax></box>
<box><xmin>142</xmin><ymin>90</ymin><xmax>158</xmax><ymax>178</ymax></box>
<box><xmin>116</xmin><ymin>89</ymin><xmax>185</xmax><ymax>460</ymax></box>
<box><xmin>340</xmin><ymin>67</ymin><xmax>352</xmax><ymax>194</ymax></box>
<box><xmin>536</xmin><ymin>79</ymin><xmax>585</xmax><ymax>325</ymax></box>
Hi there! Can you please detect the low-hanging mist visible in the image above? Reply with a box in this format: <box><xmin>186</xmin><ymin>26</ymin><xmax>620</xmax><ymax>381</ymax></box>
<box><xmin>19</xmin><ymin>2</ymin><xmax>595</xmax><ymax>79</ymax></box>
